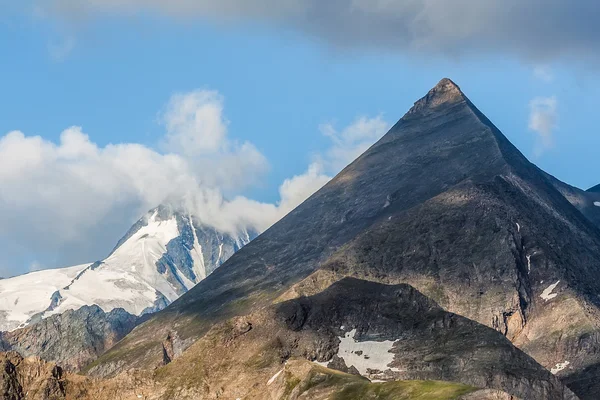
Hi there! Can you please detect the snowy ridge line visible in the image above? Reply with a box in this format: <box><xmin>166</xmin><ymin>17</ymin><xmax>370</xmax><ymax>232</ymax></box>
<box><xmin>0</xmin><ymin>206</ymin><xmax>257</xmax><ymax>332</ymax></box>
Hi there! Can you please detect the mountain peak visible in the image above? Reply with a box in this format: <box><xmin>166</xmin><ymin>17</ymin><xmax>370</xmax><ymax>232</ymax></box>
<box><xmin>406</xmin><ymin>77</ymin><xmax>466</xmax><ymax>116</ymax></box>
<box><xmin>435</xmin><ymin>77</ymin><xmax>461</xmax><ymax>91</ymax></box>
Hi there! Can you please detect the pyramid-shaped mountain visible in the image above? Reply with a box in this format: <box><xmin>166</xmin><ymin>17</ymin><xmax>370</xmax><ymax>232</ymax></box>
<box><xmin>73</xmin><ymin>79</ymin><xmax>600</xmax><ymax>399</ymax></box>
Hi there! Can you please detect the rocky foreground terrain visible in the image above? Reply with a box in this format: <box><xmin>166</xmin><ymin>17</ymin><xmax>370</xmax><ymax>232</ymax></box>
<box><xmin>3</xmin><ymin>78</ymin><xmax>600</xmax><ymax>399</ymax></box>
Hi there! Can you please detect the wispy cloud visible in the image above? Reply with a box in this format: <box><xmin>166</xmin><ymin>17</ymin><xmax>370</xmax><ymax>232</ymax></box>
<box><xmin>533</xmin><ymin>66</ymin><xmax>554</xmax><ymax>83</ymax></box>
<box><xmin>528</xmin><ymin>96</ymin><xmax>558</xmax><ymax>157</ymax></box>
<box><xmin>47</xmin><ymin>35</ymin><xmax>76</xmax><ymax>61</ymax></box>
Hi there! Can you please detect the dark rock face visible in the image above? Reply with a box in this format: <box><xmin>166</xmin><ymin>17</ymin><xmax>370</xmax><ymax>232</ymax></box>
<box><xmin>0</xmin><ymin>306</ymin><xmax>138</xmax><ymax>371</ymax></box>
<box><xmin>155</xmin><ymin>209</ymin><xmax>258</xmax><ymax>296</ymax></box>
<box><xmin>587</xmin><ymin>184</ymin><xmax>600</xmax><ymax>193</ymax></box>
<box><xmin>88</xmin><ymin>79</ymin><xmax>600</xmax><ymax>398</ymax></box>
<box><xmin>275</xmin><ymin>278</ymin><xmax>576</xmax><ymax>400</ymax></box>
<box><xmin>543</xmin><ymin>171</ymin><xmax>600</xmax><ymax>229</ymax></box>
<box><xmin>0</xmin><ymin>352</ymin><xmax>68</xmax><ymax>400</ymax></box>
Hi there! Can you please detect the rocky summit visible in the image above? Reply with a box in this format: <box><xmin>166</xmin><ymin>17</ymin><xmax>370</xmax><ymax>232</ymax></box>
<box><xmin>4</xmin><ymin>78</ymin><xmax>600</xmax><ymax>400</ymax></box>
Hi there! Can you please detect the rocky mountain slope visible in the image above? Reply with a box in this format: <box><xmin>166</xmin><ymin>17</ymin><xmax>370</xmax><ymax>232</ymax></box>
<box><xmin>0</xmin><ymin>204</ymin><xmax>256</xmax><ymax>370</ymax></box>
<box><xmin>0</xmin><ymin>349</ymin><xmax>518</xmax><ymax>400</ymax></box>
<box><xmin>542</xmin><ymin>171</ymin><xmax>600</xmax><ymax>229</ymax></box>
<box><xmin>74</xmin><ymin>79</ymin><xmax>600</xmax><ymax>399</ymax></box>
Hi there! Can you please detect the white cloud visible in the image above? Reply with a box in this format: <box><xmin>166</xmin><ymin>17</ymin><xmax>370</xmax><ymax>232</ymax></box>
<box><xmin>533</xmin><ymin>66</ymin><xmax>554</xmax><ymax>83</ymax></box>
<box><xmin>43</xmin><ymin>0</ymin><xmax>600</xmax><ymax>62</ymax></box>
<box><xmin>162</xmin><ymin>90</ymin><xmax>228</xmax><ymax>155</ymax></box>
<box><xmin>278</xmin><ymin>162</ymin><xmax>331</xmax><ymax>214</ymax></box>
<box><xmin>160</xmin><ymin>89</ymin><xmax>269</xmax><ymax>191</ymax></box>
<box><xmin>0</xmin><ymin>89</ymin><xmax>269</xmax><ymax>275</ymax></box>
<box><xmin>319</xmin><ymin>115</ymin><xmax>389</xmax><ymax>171</ymax></box>
<box><xmin>48</xmin><ymin>35</ymin><xmax>76</xmax><ymax>61</ymax></box>
<box><xmin>264</xmin><ymin>115</ymin><xmax>390</xmax><ymax>222</ymax></box>
<box><xmin>528</xmin><ymin>96</ymin><xmax>558</xmax><ymax>157</ymax></box>
<box><xmin>0</xmin><ymin>88</ymin><xmax>389</xmax><ymax>276</ymax></box>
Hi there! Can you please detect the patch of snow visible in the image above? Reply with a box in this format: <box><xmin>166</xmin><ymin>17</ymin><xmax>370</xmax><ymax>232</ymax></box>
<box><xmin>594</xmin><ymin>201</ymin><xmax>600</xmax><ymax>207</ymax></box>
<box><xmin>540</xmin><ymin>281</ymin><xmax>561</xmax><ymax>301</ymax></box>
<box><xmin>188</xmin><ymin>214</ymin><xmax>207</xmax><ymax>283</ymax></box>
<box><xmin>335</xmin><ymin>329</ymin><xmax>399</xmax><ymax>375</ymax></box>
<box><xmin>526</xmin><ymin>255</ymin><xmax>532</xmax><ymax>273</ymax></box>
<box><xmin>0</xmin><ymin>208</ymin><xmax>252</xmax><ymax>332</ymax></box>
<box><xmin>47</xmin><ymin>211</ymin><xmax>181</xmax><ymax>318</ymax></box>
<box><xmin>0</xmin><ymin>211</ymin><xmax>181</xmax><ymax>331</ymax></box>
<box><xmin>0</xmin><ymin>264</ymin><xmax>88</xmax><ymax>331</ymax></box>
<box><xmin>551</xmin><ymin>361</ymin><xmax>570</xmax><ymax>374</ymax></box>
<box><xmin>312</xmin><ymin>360</ymin><xmax>331</xmax><ymax>368</ymax></box>
<box><xmin>267</xmin><ymin>369</ymin><xmax>283</xmax><ymax>385</ymax></box>
<box><xmin>217</xmin><ymin>243</ymin><xmax>224</xmax><ymax>263</ymax></box>
<box><xmin>516</xmin><ymin>223</ymin><xmax>521</xmax><ymax>232</ymax></box>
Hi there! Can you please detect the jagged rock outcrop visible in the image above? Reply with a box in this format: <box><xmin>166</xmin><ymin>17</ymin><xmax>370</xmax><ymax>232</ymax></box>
<box><xmin>0</xmin><ymin>306</ymin><xmax>137</xmax><ymax>371</ymax></box>
<box><xmin>0</xmin><ymin>352</ymin><xmax>69</xmax><ymax>400</ymax></box>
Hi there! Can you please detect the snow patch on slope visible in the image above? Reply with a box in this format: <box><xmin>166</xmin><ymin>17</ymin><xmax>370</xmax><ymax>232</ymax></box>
<box><xmin>47</xmin><ymin>210</ymin><xmax>180</xmax><ymax>318</ymax></box>
<box><xmin>594</xmin><ymin>201</ymin><xmax>600</xmax><ymax>207</ymax></box>
<box><xmin>0</xmin><ymin>264</ymin><xmax>88</xmax><ymax>331</ymax></box>
<box><xmin>541</xmin><ymin>281</ymin><xmax>560</xmax><ymax>301</ymax></box>
<box><xmin>551</xmin><ymin>361</ymin><xmax>570</xmax><ymax>374</ymax></box>
<box><xmin>188</xmin><ymin>214</ymin><xmax>207</xmax><ymax>282</ymax></box>
<box><xmin>318</xmin><ymin>329</ymin><xmax>400</xmax><ymax>376</ymax></box>
<box><xmin>0</xmin><ymin>207</ymin><xmax>257</xmax><ymax>332</ymax></box>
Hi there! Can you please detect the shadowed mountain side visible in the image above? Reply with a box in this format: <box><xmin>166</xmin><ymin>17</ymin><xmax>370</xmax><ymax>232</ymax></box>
<box><xmin>542</xmin><ymin>171</ymin><xmax>600</xmax><ymax>229</ymax></box>
<box><xmin>273</xmin><ymin>278</ymin><xmax>576</xmax><ymax>400</ymax></box>
<box><xmin>83</xmin><ymin>278</ymin><xmax>574</xmax><ymax>399</ymax></box>
<box><xmin>86</xmin><ymin>79</ymin><xmax>600</xmax><ymax>399</ymax></box>
<box><xmin>587</xmin><ymin>184</ymin><xmax>600</xmax><ymax>193</ymax></box>
<box><xmin>314</xmin><ymin>176</ymin><xmax>600</xmax><ymax>396</ymax></box>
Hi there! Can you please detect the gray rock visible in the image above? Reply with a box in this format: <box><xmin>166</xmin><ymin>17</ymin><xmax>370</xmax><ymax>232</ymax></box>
<box><xmin>0</xmin><ymin>306</ymin><xmax>137</xmax><ymax>371</ymax></box>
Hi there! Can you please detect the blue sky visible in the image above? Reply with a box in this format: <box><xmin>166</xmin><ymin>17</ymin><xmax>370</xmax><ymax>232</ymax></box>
<box><xmin>0</xmin><ymin>2</ymin><xmax>599</xmax><ymax>276</ymax></box>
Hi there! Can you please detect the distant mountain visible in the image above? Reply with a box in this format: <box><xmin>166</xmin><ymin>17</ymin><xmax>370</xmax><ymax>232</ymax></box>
<box><xmin>83</xmin><ymin>79</ymin><xmax>600</xmax><ymax>399</ymax></box>
<box><xmin>542</xmin><ymin>172</ymin><xmax>600</xmax><ymax>229</ymax></box>
<box><xmin>0</xmin><ymin>204</ymin><xmax>255</xmax><ymax>333</ymax></box>
<box><xmin>588</xmin><ymin>183</ymin><xmax>600</xmax><ymax>193</ymax></box>
<box><xmin>0</xmin><ymin>204</ymin><xmax>256</xmax><ymax>369</ymax></box>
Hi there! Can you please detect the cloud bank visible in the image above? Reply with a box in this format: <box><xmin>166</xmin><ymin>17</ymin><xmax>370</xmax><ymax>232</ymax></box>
<box><xmin>0</xmin><ymin>88</ymin><xmax>388</xmax><ymax>276</ymax></box>
<box><xmin>45</xmin><ymin>0</ymin><xmax>600</xmax><ymax>62</ymax></box>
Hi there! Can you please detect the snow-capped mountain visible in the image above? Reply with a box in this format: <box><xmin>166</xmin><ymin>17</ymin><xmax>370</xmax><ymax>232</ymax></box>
<box><xmin>0</xmin><ymin>204</ymin><xmax>257</xmax><ymax>332</ymax></box>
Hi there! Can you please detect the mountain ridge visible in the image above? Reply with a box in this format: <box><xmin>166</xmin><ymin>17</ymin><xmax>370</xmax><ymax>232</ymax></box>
<box><xmin>0</xmin><ymin>203</ymin><xmax>256</xmax><ymax>370</ymax></box>
<box><xmin>3</xmin><ymin>78</ymin><xmax>598</xmax><ymax>399</ymax></box>
<box><xmin>85</xmin><ymin>78</ymin><xmax>600</xmax><ymax>400</ymax></box>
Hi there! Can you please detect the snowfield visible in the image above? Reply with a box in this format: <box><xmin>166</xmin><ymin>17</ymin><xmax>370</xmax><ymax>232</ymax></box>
<box><xmin>0</xmin><ymin>208</ymin><xmax>254</xmax><ymax>332</ymax></box>
<box><xmin>0</xmin><ymin>264</ymin><xmax>88</xmax><ymax>331</ymax></box>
